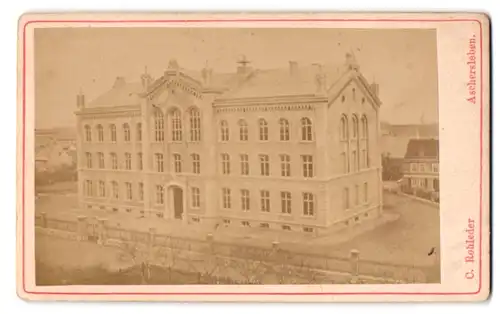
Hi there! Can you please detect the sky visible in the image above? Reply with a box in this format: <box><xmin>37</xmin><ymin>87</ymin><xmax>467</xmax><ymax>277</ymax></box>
<box><xmin>34</xmin><ymin>27</ymin><xmax>438</xmax><ymax>129</ymax></box>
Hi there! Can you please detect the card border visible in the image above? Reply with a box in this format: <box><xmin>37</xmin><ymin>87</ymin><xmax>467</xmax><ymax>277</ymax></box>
<box><xmin>19</xmin><ymin>15</ymin><xmax>486</xmax><ymax>297</ymax></box>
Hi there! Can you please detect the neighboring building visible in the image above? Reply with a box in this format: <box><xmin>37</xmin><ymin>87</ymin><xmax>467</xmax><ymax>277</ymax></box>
<box><xmin>400</xmin><ymin>138</ymin><xmax>439</xmax><ymax>200</ymax></box>
<box><xmin>380</xmin><ymin>134</ymin><xmax>409</xmax><ymax>181</ymax></box>
<box><xmin>381</xmin><ymin>122</ymin><xmax>438</xmax><ymax>139</ymax></box>
<box><xmin>75</xmin><ymin>53</ymin><xmax>383</xmax><ymax>236</ymax></box>
<box><xmin>35</xmin><ymin>132</ymin><xmax>77</xmax><ymax>173</ymax></box>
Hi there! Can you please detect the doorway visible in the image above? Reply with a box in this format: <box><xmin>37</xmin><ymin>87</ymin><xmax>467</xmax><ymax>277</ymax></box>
<box><xmin>172</xmin><ymin>186</ymin><xmax>183</xmax><ymax>219</ymax></box>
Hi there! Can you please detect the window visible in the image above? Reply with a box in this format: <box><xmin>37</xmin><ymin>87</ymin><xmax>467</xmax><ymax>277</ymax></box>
<box><xmin>281</xmin><ymin>191</ymin><xmax>292</xmax><ymax>214</ymax></box>
<box><xmin>124</xmin><ymin>153</ymin><xmax>132</xmax><ymax>170</ymax></box>
<box><xmin>260</xmin><ymin>190</ymin><xmax>270</xmax><ymax>212</ymax></box>
<box><xmin>222</xmin><ymin>188</ymin><xmax>231</xmax><ymax>209</ymax></box>
<box><xmin>84</xmin><ymin>180</ymin><xmax>93</xmax><ymax>196</ymax></box>
<box><xmin>432</xmin><ymin>163</ymin><xmax>439</xmax><ymax>173</ymax></box>
<box><xmin>240</xmin><ymin>154</ymin><xmax>249</xmax><ymax>175</ymax></box>
<box><xmin>137</xmin><ymin>153</ymin><xmax>143</xmax><ymax>170</ymax></box>
<box><xmin>303</xmin><ymin>227</ymin><xmax>313</xmax><ymax>233</ymax></box>
<box><xmin>242</xmin><ymin>221</ymin><xmax>250</xmax><ymax>227</ymax></box>
<box><xmin>155</xmin><ymin>153</ymin><xmax>164</xmax><ymax>172</ymax></box>
<box><xmin>110</xmin><ymin>124</ymin><xmax>117</xmax><ymax>142</ymax></box>
<box><xmin>282</xmin><ymin>225</ymin><xmax>291</xmax><ymax>231</ymax></box>
<box><xmin>223</xmin><ymin>219</ymin><xmax>231</xmax><ymax>225</ymax></box>
<box><xmin>154</xmin><ymin>108</ymin><xmax>165</xmax><ymax>142</ymax></box>
<box><xmin>123</xmin><ymin>123</ymin><xmax>131</xmax><ymax>142</ymax></box>
<box><xmin>259</xmin><ymin>119</ymin><xmax>268</xmax><ymax>141</ymax></box>
<box><xmin>192</xmin><ymin>154</ymin><xmax>200</xmax><ymax>174</ymax></box>
<box><xmin>238</xmin><ymin>120</ymin><xmax>248</xmax><ymax>141</ymax></box>
<box><xmin>419</xmin><ymin>163</ymin><xmax>426</xmax><ymax>173</ymax></box>
<box><xmin>433</xmin><ymin>179</ymin><xmax>440</xmax><ymax>192</ymax></box>
<box><xmin>171</xmin><ymin>109</ymin><xmax>182</xmax><ymax>141</ymax></box>
<box><xmin>303</xmin><ymin>192</ymin><xmax>314</xmax><ymax>216</ymax></box>
<box><xmin>220</xmin><ymin>120</ymin><xmax>229</xmax><ymax>142</ymax></box>
<box><xmin>352</xmin><ymin>115</ymin><xmax>359</xmax><ymax>139</ymax></box>
<box><xmin>259</xmin><ymin>155</ymin><xmax>270</xmax><ymax>176</ymax></box>
<box><xmin>84</xmin><ymin>125</ymin><xmax>92</xmax><ymax>142</ymax></box>
<box><xmin>138</xmin><ymin>182</ymin><xmax>144</xmax><ymax>201</ymax></box>
<box><xmin>189</xmin><ymin>108</ymin><xmax>201</xmax><ymax>142</ymax></box>
<box><xmin>361</xmin><ymin>149</ymin><xmax>367</xmax><ymax>168</ymax></box>
<box><xmin>97</xmin><ymin>152</ymin><xmax>105</xmax><ymax>169</ymax></box>
<box><xmin>352</xmin><ymin>150</ymin><xmax>358</xmax><ymax>172</ymax></box>
<box><xmin>156</xmin><ymin>185</ymin><xmax>164</xmax><ymax>205</ymax></box>
<box><xmin>98</xmin><ymin>180</ymin><xmax>105</xmax><ymax>197</ymax></box>
<box><xmin>125</xmin><ymin>182</ymin><xmax>132</xmax><ymax>200</ymax></box>
<box><xmin>279</xmin><ymin>119</ymin><xmax>290</xmax><ymax>141</ymax></box>
<box><xmin>340</xmin><ymin>115</ymin><xmax>349</xmax><ymax>141</ymax></box>
<box><xmin>301</xmin><ymin>155</ymin><xmax>314</xmax><ymax>178</ymax></box>
<box><xmin>96</xmin><ymin>125</ymin><xmax>104</xmax><ymax>142</ymax></box>
<box><xmin>301</xmin><ymin>117</ymin><xmax>313</xmax><ymax>141</ymax></box>
<box><xmin>110</xmin><ymin>153</ymin><xmax>118</xmax><ymax>170</ymax></box>
<box><xmin>363</xmin><ymin>182</ymin><xmax>368</xmax><ymax>203</ymax></box>
<box><xmin>411</xmin><ymin>178</ymin><xmax>417</xmax><ymax>187</ymax></box>
<box><xmin>361</xmin><ymin>115</ymin><xmax>369</xmax><ymax>167</ymax></box>
<box><xmin>361</xmin><ymin>115</ymin><xmax>368</xmax><ymax>139</ymax></box>
<box><xmin>343</xmin><ymin>187</ymin><xmax>350</xmax><ymax>210</ymax></box>
<box><xmin>260</xmin><ymin>223</ymin><xmax>270</xmax><ymax>229</ymax></box>
<box><xmin>220</xmin><ymin>153</ymin><xmax>230</xmax><ymax>175</ymax></box>
<box><xmin>241</xmin><ymin>189</ymin><xmax>250</xmax><ymax>211</ymax></box>
<box><xmin>85</xmin><ymin>152</ymin><xmax>92</xmax><ymax>168</ymax></box>
<box><xmin>355</xmin><ymin>185</ymin><xmax>360</xmax><ymax>206</ymax></box>
<box><xmin>191</xmin><ymin>187</ymin><xmax>200</xmax><ymax>208</ymax></box>
<box><xmin>280</xmin><ymin>154</ymin><xmax>291</xmax><ymax>177</ymax></box>
<box><xmin>136</xmin><ymin>123</ymin><xmax>142</xmax><ymax>142</ymax></box>
<box><xmin>341</xmin><ymin>152</ymin><xmax>348</xmax><ymax>174</ymax></box>
<box><xmin>173</xmin><ymin>154</ymin><xmax>182</xmax><ymax>173</ymax></box>
<box><xmin>352</xmin><ymin>87</ymin><xmax>356</xmax><ymax>100</ymax></box>
<box><xmin>410</xmin><ymin>163</ymin><xmax>417</xmax><ymax>172</ymax></box>
<box><xmin>112</xmin><ymin>181</ymin><xmax>119</xmax><ymax>199</ymax></box>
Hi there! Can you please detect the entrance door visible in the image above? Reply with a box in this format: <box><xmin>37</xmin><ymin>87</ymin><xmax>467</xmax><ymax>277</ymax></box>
<box><xmin>173</xmin><ymin>186</ymin><xmax>183</xmax><ymax>219</ymax></box>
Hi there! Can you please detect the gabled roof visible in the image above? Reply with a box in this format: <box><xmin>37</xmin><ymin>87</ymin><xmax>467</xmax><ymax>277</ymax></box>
<box><xmin>404</xmin><ymin>138</ymin><xmax>439</xmax><ymax>159</ymax></box>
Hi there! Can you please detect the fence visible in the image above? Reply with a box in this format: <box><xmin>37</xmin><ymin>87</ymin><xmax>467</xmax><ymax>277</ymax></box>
<box><xmin>35</xmin><ymin>213</ymin><xmax>436</xmax><ymax>283</ymax></box>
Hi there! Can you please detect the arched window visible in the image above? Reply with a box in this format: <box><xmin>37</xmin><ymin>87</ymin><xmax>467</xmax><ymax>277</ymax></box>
<box><xmin>154</xmin><ymin>108</ymin><xmax>165</xmax><ymax>142</ymax></box>
<box><xmin>170</xmin><ymin>109</ymin><xmax>182</xmax><ymax>141</ymax></box>
<box><xmin>191</xmin><ymin>153</ymin><xmax>200</xmax><ymax>174</ymax></box>
<box><xmin>352</xmin><ymin>115</ymin><xmax>360</xmax><ymax>171</ymax></box>
<box><xmin>221</xmin><ymin>153</ymin><xmax>230</xmax><ymax>175</ymax></box>
<box><xmin>123</xmin><ymin>123</ymin><xmax>131</xmax><ymax>142</ymax></box>
<box><xmin>96</xmin><ymin>125</ymin><xmax>104</xmax><ymax>142</ymax></box>
<box><xmin>340</xmin><ymin>115</ymin><xmax>349</xmax><ymax>141</ymax></box>
<box><xmin>361</xmin><ymin>115</ymin><xmax>368</xmax><ymax>139</ymax></box>
<box><xmin>238</xmin><ymin>120</ymin><xmax>248</xmax><ymax>141</ymax></box>
<box><xmin>352</xmin><ymin>115</ymin><xmax>359</xmax><ymax>139</ymax></box>
<box><xmin>301</xmin><ymin>117</ymin><xmax>313</xmax><ymax>141</ymax></box>
<box><xmin>173</xmin><ymin>153</ymin><xmax>182</xmax><ymax>173</ymax></box>
<box><xmin>189</xmin><ymin>108</ymin><xmax>201</xmax><ymax>142</ymax></box>
<box><xmin>110</xmin><ymin>124</ymin><xmax>117</xmax><ymax>142</ymax></box>
<box><xmin>220</xmin><ymin>120</ymin><xmax>229</xmax><ymax>142</ymax></box>
<box><xmin>259</xmin><ymin>119</ymin><xmax>268</xmax><ymax>141</ymax></box>
<box><xmin>361</xmin><ymin>115</ymin><xmax>369</xmax><ymax>168</ymax></box>
<box><xmin>84</xmin><ymin>125</ymin><xmax>92</xmax><ymax>142</ymax></box>
<box><xmin>352</xmin><ymin>87</ymin><xmax>356</xmax><ymax>100</ymax></box>
<box><xmin>111</xmin><ymin>181</ymin><xmax>119</xmax><ymax>199</ymax></box>
<box><xmin>279</xmin><ymin>119</ymin><xmax>290</xmax><ymax>141</ymax></box>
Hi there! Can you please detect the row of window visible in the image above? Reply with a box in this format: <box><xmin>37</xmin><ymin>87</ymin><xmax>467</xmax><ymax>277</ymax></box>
<box><xmin>410</xmin><ymin>163</ymin><xmax>439</xmax><ymax>173</ymax></box>
<box><xmin>343</xmin><ymin>183</ymin><xmax>369</xmax><ymax>210</ymax></box>
<box><xmin>340</xmin><ymin>114</ymin><xmax>369</xmax><ymax>141</ymax></box>
<box><xmin>409</xmin><ymin>177</ymin><xmax>439</xmax><ymax>191</ymax></box>
<box><xmin>220</xmin><ymin>219</ymin><xmax>315</xmax><ymax>233</ymax></box>
<box><xmin>84</xmin><ymin>152</ymin><xmax>144</xmax><ymax>171</ymax></box>
<box><xmin>219</xmin><ymin>153</ymin><xmax>313</xmax><ymax>177</ymax></box>
<box><xmin>84</xmin><ymin>123</ymin><xmax>142</xmax><ymax>143</ymax></box>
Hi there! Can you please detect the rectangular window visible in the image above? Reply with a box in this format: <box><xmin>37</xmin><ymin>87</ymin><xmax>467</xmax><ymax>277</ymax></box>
<box><xmin>259</xmin><ymin>155</ymin><xmax>270</xmax><ymax>176</ymax></box>
<box><xmin>241</xmin><ymin>221</ymin><xmax>250</xmax><ymax>227</ymax></box>
<box><xmin>124</xmin><ymin>125</ymin><xmax>131</xmax><ymax>142</ymax></box>
<box><xmin>173</xmin><ymin>154</ymin><xmax>182</xmax><ymax>173</ymax></box>
<box><xmin>192</xmin><ymin>154</ymin><xmax>200</xmax><ymax>174</ymax></box>
<box><xmin>241</xmin><ymin>189</ymin><xmax>250</xmax><ymax>211</ymax></box>
<box><xmin>125</xmin><ymin>153</ymin><xmax>132</xmax><ymax>170</ymax></box>
<box><xmin>343</xmin><ymin>187</ymin><xmax>350</xmax><ymax>210</ymax></box>
<box><xmin>351</xmin><ymin>151</ymin><xmax>357</xmax><ymax>172</ymax></box>
<box><xmin>85</xmin><ymin>180</ymin><xmax>93</xmax><ymax>196</ymax></box>
<box><xmin>282</xmin><ymin>225</ymin><xmax>291</xmax><ymax>231</ymax></box>
<box><xmin>137</xmin><ymin>153</ymin><xmax>143</xmax><ymax>170</ymax></box>
<box><xmin>138</xmin><ymin>182</ymin><xmax>144</xmax><ymax>201</ymax></box>
<box><xmin>136</xmin><ymin>123</ymin><xmax>142</xmax><ymax>142</ymax></box>
<box><xmin>363</xmin><ymin>182</ymin><xmax>368</xmax><ymax>203</ymax></box>
<box><xmin>125</xmin><ymin>182</ymin><xmax>132</xmax><ymax>200</ymax></box>
<box><xmin>303</xmin><ymin>227</ymin><xmax>313</xmax><ymax>233</ymax></box>
<box><xmin>419</xmin><ymin>163</ymin><xmax>426</xmax><ymax>173</ymax></box>
<box><xmin>301</xmin><ymin>155</ymin><xmax>314</xmax><ymax>178</ymax></box>
<box><xmin>280</xmin><ymin>155</ymin><xmax>291</xmax><ymax>177</ymax></box>
<box><xmin>260</xmin><ymin>190</ymin><xmax>270</xmax><ymax>212</ymax></box>
<box><xmin>260</xmin><ymin>223</ymin><xmax>270</xmax><ymax>229</ymax></box>
<box><xmin>155</xmin><ymin>153</ymin><xmax>164</xmax><ymax>172</ymax></box>
<box><xmin>341</xmin><ymin>152</ymin><xmax>348</xmax><ymax>174</ymax></box>
<box><xmin>96</xmin><ymin>152</ymin><xmax>104</xmax><ymax>169</ymax></box>
<box><xmin>303</xmin><ymin>192</ymin><xmax>314</xmax><ymax>216</ymax></box>
<box><xmin>240</xmin><ymin>154</ymin><xmax>249</xmax><ymax>175</ymax></box>
<box><xmin>361</xmin><ymin>149</ymin><xmax>367</xmax><ymax>168</ymax></box>
<box><xmin>222</xmin><ymin>188</ymin><xmax>231</xmax><ymax>209</ymax></box>
<box><xmin>191</xmin><ymin>187</ymin><xmax>200</xmax><ymax>208</ymax></box>
<box><xmin>112</xmin><ymin>181</ymin><xmax>119</xmax><ymax>199</ymax></box>
<box><xmin>410</xmin><ymin>163</ymin><xmax>417</xmax><ymax>172</ymax></box>
<box><xmin>85</xmin><ymin>152</ymin><xmax>92</xmax><ymax>168</ymax></box>
<box><xmin>432</xmin><ymin>163</ymin><xmax>439</xmax><ymax>173</ymax></box>
<box><xmin>156</xmin><ymin>185</ymin><xmax>164</xmax><ymax>205</ymax></box>
<box><xmin>221</xmin><ymin>154</ymin><xmax>230</xmax><ymax>175</ymax></box>
<box><xmin>281</xmin><ymin>191</ymin><xmax>292</xmax><ymax>214</ymax></box>
<box><xmin>110</xmin><ymin>125</ymin><xmax>117</xmax><ymax>142</ymax></box>
<box><xmin>111</xmin><ymin>153</ymin><xmax>118</xmax><ymax>170</ymax></box>
<box><xmin>98</xmin><ymin>180</ymin><xmax>105</xmax><ymax>197</ymax></box>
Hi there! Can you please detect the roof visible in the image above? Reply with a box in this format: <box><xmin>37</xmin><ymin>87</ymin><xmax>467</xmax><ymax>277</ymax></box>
<box><xmin>381</xmin><ymin>135</ymin><xmax>410</xmax><ymax>159</ymax></box>
<box><xmin>404</xmin><ymin>138</ymin><xmax>439</xmax><ymax>159</ymax></box>
<box><xmin>87</xmin><ymin>79</ymin><xmax>143</xmax><ymax>108</ymax></box>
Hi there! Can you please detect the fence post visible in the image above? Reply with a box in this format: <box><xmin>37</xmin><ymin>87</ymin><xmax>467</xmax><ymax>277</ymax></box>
<box><xmin>97</xmin><ymin>218</ymin><xmax>108</xmax><ymax>245</ymax></box>
<box><xmin>206</xmin><ymin>233</ymin><xmax>214</xmax><ymax>253</ymax></box>
<box><xmin>40</xmin><ymin>212</ymin><xmax>47</xmax><ymax>228</ymax></box>
<box><xmin>349</xmin><ymin>249</ymin><xmax>360</xmax><ymax>284</ymax></box>
<box><xmin>76</xmin><ymin>215</ymin><xmax>88</xmax><ymax>241</ymax></box>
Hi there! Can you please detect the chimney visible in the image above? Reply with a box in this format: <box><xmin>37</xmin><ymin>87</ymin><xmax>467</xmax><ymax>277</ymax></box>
<box><xmin>345</xmin><ymin>51</ymin><xmax>360</xmax><ymax>71</ymax></box>
<box><xmin>76</xmin><ymin>90</ymin><xmax>85</xmax><ymax>109</ymax></box>
<box><xmin>236</xmin><ymin>55</ymin><xmax>252</xmax><ymax>82</ymax></box>
<box><xmin>313</xmin><ymin>63</ymin><xmax>326</xmax><ymax>93</ymax></box>
<box><xmin>370</xmin><ymin>82</ymin><xmax>379</xmax><ymax>97</ymax></box>
<box><xmin>141</xmin><ymin>66</ymin><xmax>153</xmax><ymax>90</ymax></box>
<box><xmin>201</xmin><ymin>62</ymin><xmax>213</xmax><ymax>86</ymax></box>
<box><xmin>289</xmin><ymin>61</ymin><xmax>298</xmax><ymax>77</ymax></box>
<box><xmin>113</xmin><ymin>76</ymin><xmax>126</xmax><ymax>89</ymax></box>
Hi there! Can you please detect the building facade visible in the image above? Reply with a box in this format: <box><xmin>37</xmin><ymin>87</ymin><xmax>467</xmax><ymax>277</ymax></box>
<box><xmin>75</xmin><ymin>54</ymin><xmax>383</xmax><ymax>236</ymax></box>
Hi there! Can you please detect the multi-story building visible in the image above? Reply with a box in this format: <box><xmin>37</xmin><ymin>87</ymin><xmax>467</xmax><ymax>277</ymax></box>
<box><xmin>400</xmin><ymin>138</ymin><xmax>439</xmax><ymax>200</ymax></box>
<box><xmin>75</xmin><ymin>53</ymin><xmax>383</xmax><ymax>236</ymax></box>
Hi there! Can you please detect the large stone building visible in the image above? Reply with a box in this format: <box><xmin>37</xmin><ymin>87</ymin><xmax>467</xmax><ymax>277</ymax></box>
<box><xmin>75</xmin><ymin>53</ymin><xmax>383</xmax><ymax>236</ymax></box>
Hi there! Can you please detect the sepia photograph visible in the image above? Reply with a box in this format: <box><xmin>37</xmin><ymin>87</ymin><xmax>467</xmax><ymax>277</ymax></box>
<box><xmin>16</xmin><ymin>13</ymin><xmax>490</xmax><ymax>302</ymax></box>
